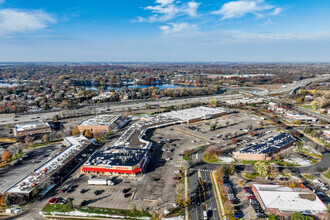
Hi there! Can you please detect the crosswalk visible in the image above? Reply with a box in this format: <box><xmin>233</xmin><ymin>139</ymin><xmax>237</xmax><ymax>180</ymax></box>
<box><xmin>189</xmin><ymin>168</ymin><xmax>213</xmax><ymax>172</ymax></box>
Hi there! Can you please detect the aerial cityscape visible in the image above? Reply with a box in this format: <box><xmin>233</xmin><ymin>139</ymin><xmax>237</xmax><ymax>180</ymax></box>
<box><xmin>0</xmin><ymin>1</ymin><xmax>330</xmax><ymax>220</ymax></box>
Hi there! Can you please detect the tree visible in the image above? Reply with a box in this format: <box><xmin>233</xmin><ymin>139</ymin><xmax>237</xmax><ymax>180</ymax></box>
<box><xmin>31</xmin><ymin>187</ymin><xmax>39</xmax><ymax>198</ymax></box>
<box><xmin>269</xmin><ymin>164</ymin><xmax>279</xmax><ymax>176</ymax></box>
<box><xmin>72</xmin><ymin>126</ymin><xmax>80</xmax><ymax>136</ymax></box>
<box><xmin>84</xmin><ymin>129</ymin><xmax>93</xmax><ymax>139</ymax></box>
<box><xmin>228</xmin><ymin>162</ymin><xmax>235</xmax><ymax>175</ymax></box>
<box><xmin>1</xmin><ymin>149</ymin><xmax>12</xmax><ymax>163</ymax></box>
<box><xmin>4</xmin><ymin>195</ymin><xmax>11</xmax><ymax>207</ymax></box>
<box><xmin>66</xmin><ymin>197</ymin><xmax>73</xmax><ymax>209</ymax></box>
<box><xmin>41</xmin><ymin>134</ymin><xmax>49</xmax><ymax>143</ymax></box>
<box><xmin>296</xmin><ymin>97</ymin><xmax>303</xmax><ymax>104</ymax></box>
<box><xmin>210</xmin><ymin>98</ymin><xmax>216</xmax><ymax>107</ymax></box>
<box><xmin>311</xmin><ymin>100</ymin><xmax>318</xmax><ymax>110</ymax></box>
<box><xmin>53</xmin><ymin>115</ymin><xmax>59</xmax><ymax>122</ymax></box>
<box><xmin>210</xmin><ymin>123</ymin><xmax>216</xmax><ymax>131</ymax></box>
<box><xmin>24</xmin><ymin>136</ymin><xmax>34</xmax><ymax>145</ymax></box>
<box><xmin>0</xmin><ymin>195</ymin><xmax>5</xmax><ymax>206</ymax></box>
<box><xmin>225</xmin><ymin>121</ymin><xmax>230</xmax><ymax>126</ymax></box>
<box><xmin>249</xmin><ymin>131</ymin><xmax>255</xmax><ymax>136</ymax></box>
<box><xmin>247</xmin><ymin>124</ymin><xmax>253</xmax><ymax>131</ymax></box>
<box><xmin>254</xmin><ymin>161</ymin><xmax>269</xmax><ymax>176</ymax></box>
<box><xmin>291</xmin><ymin>212</ymin><xmax>313</xmax><ymax>220</ymax></box>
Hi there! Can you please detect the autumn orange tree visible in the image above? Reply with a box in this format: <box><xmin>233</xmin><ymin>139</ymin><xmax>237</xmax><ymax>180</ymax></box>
<box><xmin>72</xmin><ymin>126</ymin><xmax>80</xmax><ymax>135</ymax></box>
<box><xmin>1</xmin><ymin>149</ymin><xmax>12</xmax><ymax>163</ymax></box>
<box><xmin>84</xmin><ymin>129</ymin><xmax>93</xmax><ymax>139</ymax></box>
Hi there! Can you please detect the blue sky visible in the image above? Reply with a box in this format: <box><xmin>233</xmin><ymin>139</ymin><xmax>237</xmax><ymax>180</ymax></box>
<box><xmin>0</xmin><ymin>0</ymin><xmax>330</xmax><ymax>62</ymax></box>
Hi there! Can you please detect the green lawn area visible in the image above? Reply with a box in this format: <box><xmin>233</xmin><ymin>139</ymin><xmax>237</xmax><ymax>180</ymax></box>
<box><xmin>131</xmin><ymin>112</ymin><xmax>153</xmax><ymax>116</ymax></box>
<box><xmin>300</xmin><ymin>105</ymin><xmax>314</xmax><ymax>110</ymax></box>
<box><xmin>303</xmin><ymin>174</ymin><xmax>314</xmax><ymax>180</ymax></box>
<box><xmin>323</xmin><ymin>168</ymin><xmax>330</xmax><ymax>179</ymax></box>
<box><xmin>203</xmin><ymin>153</ymin><xmax>221</xmax><ymax>163</ymax></box>
<box><xmin>42</xmin><ymin>204</ymin><xmax>152</xmax><ymax>218</ymax></box>
<box><xmin>24</xmin><ymin>139</ymin><xmax>63</xmax><ymax>150</ymax></box>
<box><xmin>242</xmin><ymin>172</ymin><xmax>258</xmax><ymax>180</ymax></box>
<box><xmin>309</xmin><ymin>159</ymin><xmax>319</xmax><ymax>164</ymax></box>
<box><xmin>242</xmin><ymin>160</ymin><xmax>258</xmax><ymax>165</ymax></box>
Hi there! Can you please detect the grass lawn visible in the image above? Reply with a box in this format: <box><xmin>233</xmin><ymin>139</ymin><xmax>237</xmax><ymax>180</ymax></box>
<box><xmin>303</xmin><ymin>174</ymin><xmax>314</xmax><ymax>180</ymax></box>
<box><xmin>24</xmin><ymin>139</ymin><xmax>63</xmax><ymax>150</ymax></box>
<box><xmin>242</xmin><ymin>172</ymin><xmax>258</xmax><ymax>180</ymax></box>
<box><xmin>203</xmin><ymin>153</ymin><xmax>221</xmax><ymax>163</ymax></box>
<box><xmin>323</xmin><ymin>168</ymin><xmax>330</xmax><ymax>179</ymax></box>
<box><xmin>300</xmin><ymin>105</ymin><xmax>314</xmax><ymax>111</ymax></box>
<box><xmin>131</xmin><ymin>112</ymin><xmax>153</xmax><ymax>116</ymax></box>
<box><xmin>42</xmin><ymin>204</ymin><xmax>152</xmax><ymax>218</ymax></box>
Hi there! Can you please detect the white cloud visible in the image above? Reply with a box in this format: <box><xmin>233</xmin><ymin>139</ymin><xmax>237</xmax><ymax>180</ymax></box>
<box><xmin>155</xmin><ymin>0</ymin><xmax>175</xmax><ymax>5</ymax></box>
<box><xmin>271</xmin><ymin>7</ymin><xmax>282</xmax><ymax>15</ymax></box>
<box><xmin>136</xmin><ymin>0</ymin><xmax>200</xmax><ymax>23</ymax></box>
<box><xmin>212</xmin><ymin>0</ymin><xmax>281</xmax><ymax>20</ymax></box>
<box><xmin>159</xmin><ymin>22</ymin><xmax>198</xmax><ymax>34</ymax></box>
<box><xmin>0</xmin><ymin>9</ymin><xmax>55</xmax><ymax>36</ymax></box>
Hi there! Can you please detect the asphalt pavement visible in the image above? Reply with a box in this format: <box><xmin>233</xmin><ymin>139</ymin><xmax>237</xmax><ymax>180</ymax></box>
<box><xmin>189</xmin><ymin>169</ymin><xmax>219</xmax><ymax>220</ymax></box>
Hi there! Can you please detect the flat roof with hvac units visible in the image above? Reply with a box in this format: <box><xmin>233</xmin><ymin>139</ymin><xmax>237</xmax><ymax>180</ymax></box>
<box><xmin>252</xmin><ymin>184</ymin><xmax>327</xmax><ymax>216</ymax></box>
<box><xmin>233</xmin><ymin>132</ymin><xmax>296</xmax><ymax>160</ymax></box>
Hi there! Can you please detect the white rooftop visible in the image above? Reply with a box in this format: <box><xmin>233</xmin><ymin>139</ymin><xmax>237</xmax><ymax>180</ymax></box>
<box><xmin>6</xmin><ymin>136</ymin><xmax>90</xmax><ymax>194</ymax></box>
<box><xmin>162</xmin><ymin>106</ymin><xmax>226</xmax><ymax>121</ymax></box>
<box><xmin>15</xmin><ymin>121</ymin><xmax>50</xmax><ymax>132</ymax></box>
<box><xmin>80</xmin><ymin>115</ymin><xmax>119</xmax><ymax>126</ymax></box>
<box><xmin>253</xmin><ymin>184</ymin><xmax>327</xmax><ymax>214</ymax></box>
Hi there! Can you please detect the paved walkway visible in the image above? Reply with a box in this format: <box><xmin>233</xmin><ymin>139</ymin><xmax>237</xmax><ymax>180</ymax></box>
<box><xmin>185</xmin><ymin>169</ymin><xmax>189</xmax><ymax>220</ymax></box>
<box><xmin>211</xmin><ymin>171</ymin><xmax>226</xmax><ymax>220</ymax></box>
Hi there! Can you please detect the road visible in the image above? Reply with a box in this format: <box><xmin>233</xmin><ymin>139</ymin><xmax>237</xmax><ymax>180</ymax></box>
<box><xmin>295</xmin><ymin>106</ymin><xmax>330</xmax><ymax>123</ymax></box>
<box><xmin>189</xmin><ymin>169</ymin><xmax>219</xmax><ymax>220</ymax></box>
<box><xmin>0</xmin><ymin>93</ymin><xmax>243</xmax><ymax>126</ymax></box>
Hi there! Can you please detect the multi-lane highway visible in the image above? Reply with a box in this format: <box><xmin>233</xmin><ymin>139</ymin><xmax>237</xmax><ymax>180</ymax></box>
<box><xmin>0</xmin><ymin>93</ymin><xmax>243</xmax><ymax>126</ymax></box>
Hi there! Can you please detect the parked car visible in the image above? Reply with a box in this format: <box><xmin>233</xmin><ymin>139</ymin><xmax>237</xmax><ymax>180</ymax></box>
<box><xmin>59</xmin><ymin>198</ymin><xmax>67</xmax><ymax>204</ymax></box>
<box><xmin>81</xmin><ymin>200</ymin><xmax>88</xmax><ymax>206</ymax></box>
<box><xmin>234</xmin><ymin>211</ymin><xmax>243</xmax><ymax>218</ymax></box>
<box><xmin>48</xmin><ymin>197</ymin><xmax>56</xmax><ymax>204</ymax></box>
<box><xmin>173</xmin><ymin>177</ymin><xmax>181</xmax><ymax>180</ymax></box>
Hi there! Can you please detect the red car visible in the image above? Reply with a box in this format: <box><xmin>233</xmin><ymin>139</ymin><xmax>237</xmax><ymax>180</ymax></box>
<box><xmin>48</xmin><ymin>197</ymin><xmax>55</xmax><ymax>204</ymax></box>
<box><xmin>247</xmin><ymin>196</ymin><xmax>255</xmax><ymax>199</ymax></box>
<box><xmin>173</xmin><ymin>177</ymin><xmax>181</xmax><ymax>180</ymax></box>
<box><xmin>54</xmin><ymin>198</ymin><xmax>59</xmax><ymax>204</ymax></box>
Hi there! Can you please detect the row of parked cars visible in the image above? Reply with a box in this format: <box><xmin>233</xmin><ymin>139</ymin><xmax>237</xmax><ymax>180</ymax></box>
<box><xmin>222</xmin><ymin>175</ymin><xmax>244</xmax><ymax>218</ymax></box>
<box><xmin>244</xmin><ymin>186</ymin><xmax>267</xmax><ymax>218</ymax></box>
<box><xmin>48</xmin><ymin>197</ymin><xmax>67</xmax><ymax>204</ymax></box>
<box><xmin>312</xmin><ymin>179</ymin><xmax>329</xmax><ymax>191</ymax></box>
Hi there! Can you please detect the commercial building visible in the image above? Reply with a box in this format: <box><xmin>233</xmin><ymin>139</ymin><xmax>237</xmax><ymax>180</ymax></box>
<box><xmin>77</xmin><ymin>115</ymin><xmax>125</xmax><ymax>134</ymax></box>
<box><xmin>226</xmin><ymin>98</ymin><xmax>264</xmax><ymax>105</ymax></box>
<box><xmin>252</xmin><ymin>184</ymin><xmax>327</xmax><ymax>218</ymax></box>
<box><xmin>81</xmin><ymin>107</ymin><xmax>227</xmax><ymax>176</ymax></box>
<box><xmin>5</xmin><ymin>136</ymin><xmax>93</xmax><ymax>203</ymax></box>
<box><xmin>161</xmin><ymin>106</ymin><xmax>227</xmax><ymax>124</ymax></box>
<box><xmin>81</xmin><ymin>147</ymin><xmax>149</xmax><ymax>176</ymax></box>
<box><xmin>13</xmin><ymin>121</ymin><xmax>51</xmax><ymax>136</ymax></box>
<box><xmin>233</xmin><ymin>132</ymin><xmax>296</xmax><ymax>160</ymax></box>
<box><xmin>286</xmin><ymin>113</ymin><xmax>317</xmax><ymax>123</ymax></box>
<box><xmin>323</xmin><ymin>130</ymin><xmax>330</xmax><ymax>137</ymax></box>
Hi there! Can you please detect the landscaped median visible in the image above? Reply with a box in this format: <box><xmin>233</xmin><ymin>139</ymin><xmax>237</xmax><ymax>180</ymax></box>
<box><xmin>41</xmin><ymin>204</ymin><xmax>153</xmax><ymax>219</ymax></box>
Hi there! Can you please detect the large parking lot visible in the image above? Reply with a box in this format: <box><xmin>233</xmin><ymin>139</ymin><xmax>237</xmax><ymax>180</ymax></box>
<box><xmin>47</xmin><ymin>123</ymin><xmax>212</xmax><ymax>213</ymax></box>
